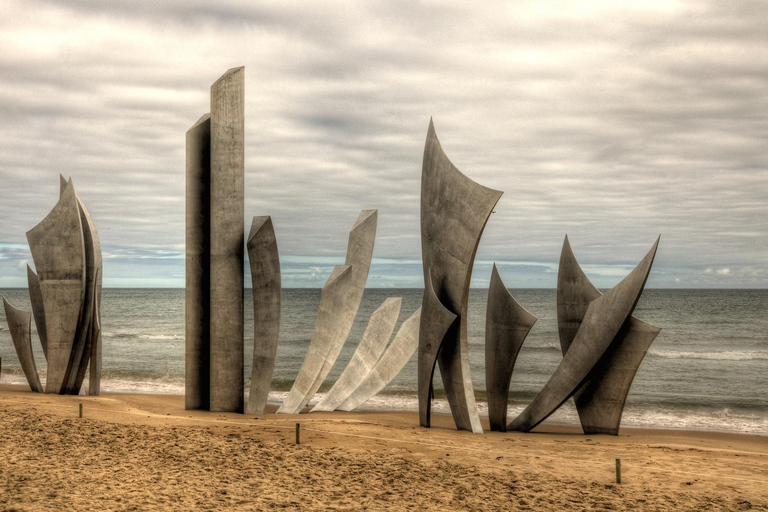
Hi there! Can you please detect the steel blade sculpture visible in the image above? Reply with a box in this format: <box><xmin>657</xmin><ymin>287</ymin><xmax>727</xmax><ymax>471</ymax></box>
<box><xmin>3</xmin><ymin>176</ymin><xmax>102</xmax><ymax>395</ymax></box>
<box><xmin>311</xmin><ymin>297</ymin><xmax>402</xmax><ymax>412</ymax></box>
<box><xmin>278</xmin><ymin>210</ymin><xmax>377</xmax><ymax>414</ymax></box>
<box><xmin>555</xmin><ymin>236</ymin><xmax>661</xmax><ymax>435</ymax></box>
<box><xmin>278</xmin><ymin>265</ymin><xmax>352</xmax><ymax>414</ymax></box>
<box><xmin>485</xmin><ymin>264</ymin><xmax>537</xmax><ymax>431</ymax></box>
<box><xmin>418</xmin><ymin>119</ymin><xmax>502</xmax><ymax>434</ymax></box>
<box><xmin>246</xmin><ymin>216</ymin><xmax>281</xmax><ymax>415</ymax></box>
<box><xmin>185</xmin><ymin>67</ymin><xmax>245</xmax><ymax>413</ymax></box>
<box><xmin>338</xmin><ymin>307</ymin><xmax>422</xmax><ymax>412</ymax></box>
<box><xmin>507</xmin><ymin>237</ymin><xmax>660</xmax><ymax>433</ymax></box>
<box><xmin>2</xmin><ymin>298</ymin><xmax>43</xmax><ymax>393</ymax></box>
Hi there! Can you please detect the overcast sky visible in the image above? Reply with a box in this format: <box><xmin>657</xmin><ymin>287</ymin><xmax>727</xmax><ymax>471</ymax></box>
<box><xmin>0</xmin><ymin>0</ymin><xmax>766</xmax><ymax>288</ymax></box>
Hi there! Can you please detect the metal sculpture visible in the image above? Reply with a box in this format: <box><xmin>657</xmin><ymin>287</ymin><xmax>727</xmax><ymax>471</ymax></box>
<box><xmin>278</xmin><ymin>265</ymin><xmax>352</xmax><ymax>414</ymax></box>
<box><xmin>26</xmin><ymin>265</ymin><xmax>47</xmax><ymax>360</ymax></box>
<box><xmin>507</xmin><ymin>237</ymin><xmax>660</xmax><ymax>432</ymax></box>
<box><xmin>279</xmin><ymin>209</ymin><xmax>377</xmax><ymax>414</ymax></box>
<box><xmin>338</xmin><ymin>307</ymin><xmax>422</xmax><ymax>412</ymax></box>
<box><xmin>418</xmin><ymin>120</ymin><xmax>502</xmax><ymax>434</ymax></box>
<box><xmin>485</xmin><ymin>264</ymin><xmax>537</xmax><ymax>431</ymax></box>
<box><xmin>246</xmin><ymin>216</ymin><xmax>281</xmax><ymax>415</ymax></box>
<box><xmin>209</xmin><ymin>67</ymin><xmax>246</xmax><ymax>413</ymax></box>
<box><xmin>185</xmin><ymin>113</ymin><xmax>211</xmax><ymax>411</ymax></box>
<box><xmin>311</xmin><ymin>297</ymin><xmax>402</xmax><ymax>412</ymax></box>
<box><xmin>185</xmin><ymin>66</ymin><xmax>245</xmax><ymax>413</ymax></box>
<box><xmin>418</xmin><ymin>273</ymin><xmax>459</xmax><ymax>429</ymax></box>
<box><xmin>16</xmin><ymin>177</ymin><xmax>102</xmax><ymax>395</ymax></box>
<box><xmin>557</xmin><ymin>236</ymin><xmax>661</xmax><ymax>435</ymax></box>
<box><xmin>26</xmin><ymin>180</ymin><xmax>85</xmax><ymax>394</ymax></box>
<box><xmin>67</xmin><ymin>179</ymin><xmax>103</xmax><ymax>395</ymax></box>
<box><xmin>2</xmin><ymin>298</ymin><xmax>43</xmax><ymax>393</ymax></box>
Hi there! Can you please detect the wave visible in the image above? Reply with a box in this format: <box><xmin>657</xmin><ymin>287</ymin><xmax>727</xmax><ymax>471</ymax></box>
<box><xmin>2</xmin><ymin>371</ymin><xmax>766</xmax><ymax>434</ymax></box>
<box><xmin>102</xmin><ymin>332</ymin><xmax>184</xmax><ymax>341</ymax></box>
<box><xmin>648</xmin><ymin>349</ymin><xmax>768</xmax><ymax>361</ymax></box>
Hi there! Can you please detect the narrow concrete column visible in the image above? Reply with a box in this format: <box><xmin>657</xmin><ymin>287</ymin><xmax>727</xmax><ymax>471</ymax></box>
<box><xmin>185</xmin><ymin>113</ymin><xmax>212</xmax><ymax>410</ymax></box>
<box><xmin>209</xmin><ymin>67</ymin><xmax>245</xmax><ymax>413</ymax></box>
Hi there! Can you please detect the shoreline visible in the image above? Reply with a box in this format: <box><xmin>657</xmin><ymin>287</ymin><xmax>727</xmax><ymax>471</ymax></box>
<box><xmin>1</xmin><ymin>383</ymin><xmax>767</xmax><ymax>510</ymax></box>
<box><xmin>3</xmin><ymin>374</ymin><xmax>766</xmax><ymax>437</ymax></box>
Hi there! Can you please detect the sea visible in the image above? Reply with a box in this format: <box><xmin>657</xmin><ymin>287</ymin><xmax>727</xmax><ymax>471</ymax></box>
<box><xmin>1</xmin><ymin>288</ymin><xmax>766</xmax><ymax>435</ymax></box>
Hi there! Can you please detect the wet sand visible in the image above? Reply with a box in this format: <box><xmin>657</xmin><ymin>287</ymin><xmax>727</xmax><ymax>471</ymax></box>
<box><xmin>0</xmin><ymin>384</ymin><xmax>766</xmax><ymax>510</ymax></box>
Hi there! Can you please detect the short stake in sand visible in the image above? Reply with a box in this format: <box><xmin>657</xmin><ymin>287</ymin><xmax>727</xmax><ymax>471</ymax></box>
<box><xmin>616</xmin><ymin>458</ymin><xmax>621</xmax><ymax>484</ymax></box>
<box><xmin>296</xmin><ymin>423</ymin><xmax>301</xmax><ymax>445</ymax></box>
<box><xmin>79</xmin><ymin>403</ymin><xmax>83</xmax><ymax>419</ymax></box>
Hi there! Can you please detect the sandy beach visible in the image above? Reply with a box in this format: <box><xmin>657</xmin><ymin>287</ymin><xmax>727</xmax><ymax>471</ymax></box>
<box><xmin>0</xmin><ymin>384</ymin><xmax>765</xmax><ymax>511</ymax></box>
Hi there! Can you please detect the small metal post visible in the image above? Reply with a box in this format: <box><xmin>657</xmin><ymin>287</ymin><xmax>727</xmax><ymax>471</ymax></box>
<box><xmin>296</xmin><ymin>422</ymin><xmax>301</xmax><ymax>445</ymax></box>
<box><xmin>79</xmin><ymin>403</ymin><xmax>83</xmax><ymax>419</ymax></box>
<box><xmin>615</xmin><ymin>458</ymin><xmax>621</xmax><ymax>484</ymax></box>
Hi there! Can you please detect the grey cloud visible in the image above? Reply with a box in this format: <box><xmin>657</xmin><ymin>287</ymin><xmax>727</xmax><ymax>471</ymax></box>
<box><xmin>0</xmin><ymin>0</ymin><xmax>766</xmax><ymax>289</ymax></box>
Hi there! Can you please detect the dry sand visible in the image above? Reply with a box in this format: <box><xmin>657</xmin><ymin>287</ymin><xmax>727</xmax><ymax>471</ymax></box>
<box><xmin>0</xmin><ymin>384</ymin><xmax>766</xmax><ymax>511</ymax></box>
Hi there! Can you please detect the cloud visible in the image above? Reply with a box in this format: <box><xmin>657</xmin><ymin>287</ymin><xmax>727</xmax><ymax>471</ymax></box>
<box><xmin>0</xmin><ymin>0</ymin><xmax>766</xmax><ymax>288</ymax></box>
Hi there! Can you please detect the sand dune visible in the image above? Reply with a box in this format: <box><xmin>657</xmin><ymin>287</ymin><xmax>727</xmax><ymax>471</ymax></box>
<box><xmin>0</xmin><ymin>384</ymin><xmax>765</xmax><ymax>510</ymax></box>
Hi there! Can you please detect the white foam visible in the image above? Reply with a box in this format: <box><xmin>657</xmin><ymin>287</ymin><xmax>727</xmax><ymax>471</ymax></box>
<box><xmin>2</xmin><ymin>372</ymin><xmax>765</xmax><ymax>435</ymax></box>
<box><xmin>649</xmin><ymin>349</ymin><xmax>768</xmax><ymax>361</ymax></box>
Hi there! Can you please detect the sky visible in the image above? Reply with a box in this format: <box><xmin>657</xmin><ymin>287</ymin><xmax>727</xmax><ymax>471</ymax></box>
<box><xmin>0</xmin><ymin>0</ymin><xmax>766</xmax><ymax>289</ymax></box>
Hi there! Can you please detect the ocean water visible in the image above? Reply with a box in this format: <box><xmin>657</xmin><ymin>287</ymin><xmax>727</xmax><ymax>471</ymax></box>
<box><xmin>1</xmin><ymin>288</ymin><xmax>766</xmax><ymax>434</ymax></box>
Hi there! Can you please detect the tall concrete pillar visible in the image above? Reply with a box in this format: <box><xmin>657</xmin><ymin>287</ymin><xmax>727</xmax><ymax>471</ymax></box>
<box><xmin>185</xmin><ymin>113</ymin><xmax>211</xmax><ymax>410</ymax></box>
<box><xmin>209</xmin><ymin>67</ymin><xmax>245</xmax><ymax>413</ymax></box>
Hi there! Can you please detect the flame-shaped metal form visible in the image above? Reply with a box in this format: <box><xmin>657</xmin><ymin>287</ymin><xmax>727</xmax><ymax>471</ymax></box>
<box><xmin>508</xmin><ymin>237</ymin><xmax>660</xmax><ymax>432</ymax></box>
<box><xmin>311</xmin><ymin>297</ymin><xmax>401</xmax><ymax>412</ymax></box>
<box><xmin>418</xmin><ymin>120</ymin><xmax>502</xmax><ymax>433</ymax></box>
<box><xmin>485</xmin><ymin>264</ymin><xmax>537</xmax><ymax>431</ymax></box>
<box><xmin>2</xmin><ymin>298</ymin><xmax>43</xmax><ymax>393</ymax></box>
<box><xmin>278</xmin><ymin>265</ymin><xmax>353</xmax><ymax>414</ymax></box>
<box><xmin>558</xmin><ymin>236</ymin><xmax>661</xmax><ymax>435</ymax></box>
<box><xmin>26</xmin><ymin>180</ymin><xmax>85</xmax><ymax>394</ymax></box>
<box><xmin>338</xmin><ymin>307</ymin><xmax>422</xmax><ymax>412</ymax></box>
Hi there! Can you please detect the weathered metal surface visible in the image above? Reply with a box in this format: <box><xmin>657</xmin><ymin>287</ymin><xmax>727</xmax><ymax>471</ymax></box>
<box><xmin>311</xmin><ymin>297</ymin><xmax>401</xmax><ymax>412</ymax></box>
<box><xmin>2</xmin><ymin>298</ymin><xmax>43</xmax><ymax>393</ymax></box>
<box><xmin>278</xmin><ymin>210</ymin><xmax>377</xmax><ymax>414</ymax></box>
<box><xmin>508</xmin><ymin>238</ymin><xmax>660</xmax><ymax>432</ymax></box>
<box><xmin>305</xmin><ymin>210</ymin><xmax>377</xmax><ymax>402</ymax></box>
<box><xmin>185</xmin><ymin>113</ymin><xmax>212</xmax><ymax>411</ymax></box>
<box><xmin>88</xmin><ymin>267</ymin><xmax>102</xmax><ymax>396</ymax></box>
<box><xmin>26</xmin><ymin>265</ymin><xmax>47</xmax><ymax>360</ymax></box>
<box><xmin>68</xmin><ymin>180</ymin><xmax>102</xmax><ymax>395</ymax></box>
<box><xmin>418</xmin><ymin>272</ymin><xmax>458</xmax><ymax>428</ymax></box>
<box><xmin>418</xmin><ymin>120</ymin><xmax>501</xmax><ymax>433</ymax></box>
<box><xmin>246</xmin><ymin>216</ymin><xmax>281</xmax><ymax>415</ymax></box>
<box><xmin>277</xmin><ymin>265</ymin><xmax>353</xmax><ymax>414</ymax></box>
<box><xmin>338</xmin><ymin>307</ymin><xmax>422</xmax><ymax>412</ymax></box>
<box><xmin>209</xmin><ymin>67</ymin><xmax>245</xmax><ymax>413</ymax></box>
<box><xmin>485</xmin><ymin>264</ymin><xmax>537</xmax><ymax>431</ymax></box>
<box><xmin>557</xmin><ymin>236</ymin><xmax>660</xmax><ymax>435</ymax></box>
<box><xmin>26</xmin><ymin>180</ymin><xmax>85</xmax><ymax>394</ymax></box>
